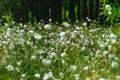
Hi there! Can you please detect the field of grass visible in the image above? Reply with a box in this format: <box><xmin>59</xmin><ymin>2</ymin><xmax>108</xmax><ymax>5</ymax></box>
<box><xmin>0</xmin><ymin>21</ymin><xmax>120</xmax><ymax>80</ymax></box>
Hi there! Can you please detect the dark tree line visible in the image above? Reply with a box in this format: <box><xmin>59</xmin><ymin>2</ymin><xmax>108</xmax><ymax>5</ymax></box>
<box><xmin>64</xmin><ymin>0</ymin><xmax>100</xmax><ymax>21</ymax></box>
<box><xmin>50</xmin><ymin>0</ymin><xmax>62</xmax><ymax>22</ymax></box>
<box><xmin>0</xmin><ymin>0</ymin><xmax>119</xmax><ymax>23</ymax></box>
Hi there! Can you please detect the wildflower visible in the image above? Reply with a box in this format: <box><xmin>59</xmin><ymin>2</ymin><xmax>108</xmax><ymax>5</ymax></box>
<box><xmin>96</xmin><ymin>50</ymin><xmax>101</xmax><ymax>54</ymax></box>
<box><xmin>86</xmin><ymin>17</ymin><xmax>91</xmax><ymax>21</ymax></box>
<box><xmin>108</xmin><ymin>11</ymin><xmax>112</xmax><ymax>15</ymax></box>
<box><xmin>19</xmin><ymin>30</ymin><xmax>24</xmax><ymax>35</ymax></box>
<box><xmin>17</xmin><ymin>61</ymin><xmax>22</xmax><ymax>66</ymax></box>
<box><xmin>48</xmin><ymin>52</ymin><xmax>56</xmax><ymax>58</ymax></box>
<box><xmin>4</xmin><ymin>23</ymin><xmax>9</xmax><ymax>26</ymax></box>
<box><xmin>75</xmin><ymin>26</ymin><xmax>80</xmax><ymax>30</ymax></box>
<box><xmin>71</xmin><ymin>33</ymin><xmax>76</xmax><ymax>38</ymax></box>
<box><xmin>106</xmin><ymin>4</ymin><xmax>111</xmax><ymax>11</ymax></box>
<box><xmin>43</xmin><ymin>72</ymin><xmax>53</xmax><ymax>80</ymax></box>
<box><xmin>61</xmin><ymin>60</ymin><xmax>65</xmax><ymax>64</ymax></box>
<box><xmin>34</xmin><ymin>73</ymin><xmax>40</xmax><ymax>78</ymax></box>
<box><xmin>49</xmin><ymin>19</ymin><xmax>52</xmax><ymax>22</ymax></box>
<box><xmin>71</xmin><ymin>30</ymin><xmax>78</xmax><ymax>38</ymax></box>
<box><xmin>86</xmin><ymin>78</ymin><xmax>90</xmax><ymax>80</ymax></box>
<box><xmin>109</xmin><ymin>33</ymin><xmax>117</xmax><ymax>43</ymax></box>
<box><xmin>12</xmin><ymin>21</ymin><xmax>15</xmax><ymax>24</ymax></box>
<box><xmin>115</xmin><ymin>57</ymin><xmax>119</xmax><ymax>61</ymax></box>
<box><xmin>86</xmin><ymin>17</ymin><xmax>89</xmax><ymax>20</ymax></box>
<box><xmin>23</xmin><ymin>24</ymin><xmax>27</xmax><ymax>28</ymax></box>
<box><xmin>98</xmin><ymin>77</ymin><xmax>105</xmax><ymax>80</ymax></box>
<box><xmin>66</xmin><ymin>40</ymin><xmax>70</xmax><ymax>44</ymax></box>
<box><xmin>34</xmin><ymin>33</ymin><xmax>42</xmax><ymax>40</ymax></box>
<box><xmin>62</xmin><ymin>22</ymin><xmax>70</xmax><ymax>27</ymax></box>
<box><xmin>103</xmin><ymin>50</ymin><xmax>108</xmax><ymax>56</ymax></box>
<box><xmin>61</xmin><ymin>52</ymin><xmax>66</xmax><ymax>57</ymax></box>
<box><xmin>98</xmin><ymin>42</ymin><xmax>106</xmax><ymax>48</ymax></box>
<box><xmin>20</xmin><ymin>30</ymin><xmax>24</xmax><ymax>33</ymax></box>
<box><xmin>31</xmin><ymin>55</ymin><xmax>36</xmax><ymax>60</ymax></box>
<box><xmin>81</xmin><ymin>46</ymin><xmax>85</xmax><ymax>51</ymax></box>
<box><xmin>19</xmin><ymin>23</ymin><xmax>23</xmax><ymax>27</ymax></box>
<box><xmin>83</xmin><ymin>65</ymin><xmax>90</xmax><ymax>71</ymax></box>
<box><xmin>44</xmin><ymin>24</ymin><xmax>52</xmax><ymax>30</ymax></box>
<box><xmin>116</xmin><ymin>75</ymin><xmax>120</xmax><ymax>80</ymax></box>
<box><xmin>111</xmin><ymin>61</ymin><xmax>118</xmax><ymax>68</ymax></box>
<box><xmin>60</xmin><ymin>72</ymin><xmax>64</xmax><ymax>78</ymax></box>
<box><xmin>26</xmin><ymin>41</ymin><xmax>32</xmax><ymax>45</ymax></box>
<box><xmin>101</xmin><ymin>68</ymin><xmax>104</xmax><ymax>71</ymax></box>
<box><xmin>28</xmin><ymin>30</ymin><xmax>34</xmax><ymax>34</ymax></box>
<box><xmin>5</xmin><ymin>28</ymin><xmax>11</xmax><ymax>37</ymax></box>
<box><xmin>49</xmin><ymin>33</ymin><xmax>54</xmax><ymax>38</ymax></box>
<box><xmin>75</xmin><ymin>74</ymin><xmax>79</xmax><ymax>80</ymax></box>
<box><xmin>108</xmin><ymin>45</ymin><xmax>112</xmax><ymax>50</ymax></box>
<box><xmin>109</xmin><ymin>33</ymin><xmax>117</xmax><ymax>38</ymax></box>
<box><xmin>108</xmin><ymin>54</ymin><xmax>115</xmax><ymax>59</ymax></box>
<box><xmin>6</xmin><ymin>64</ymin><xmax>14</xmax><ymax>71</ymax></box>
<box><xmin>88</xmin><ymin>19</ymin><xmax>91</xmax><ymax>22</ymax></box>
<box><xmin>15</xmin><ymin>67</ymin><xmax>20</xmax><ymax>72</ymax></box>
<box><xmin>42</xmin><ymin>59</ymin><xmax>51</xmax><ymax>66</ymax></box>
<box><xmin>70</xmin><ymin>65</ymin><xmax>77</xmax><ymax>71</ymax></box>
<box><xmin>59</xmin><ymin>32</ymin><xmax>66</xmax><ymax>37</ymax></box>
<box><xmin>21</xmin><ymin>74</ymin><xmax>26</xmax><ymax>77</ymax></box>
<box><xmin>83</xmin><ymin>22</ymin><xmax>87</xmax><ymax>26</ymax></box>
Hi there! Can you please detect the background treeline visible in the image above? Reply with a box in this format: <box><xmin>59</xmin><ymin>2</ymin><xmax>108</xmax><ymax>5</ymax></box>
<box><xmin>0</xmin><ymin>0</ymin><xmax>120</xmax><ymax>23</ymax></box>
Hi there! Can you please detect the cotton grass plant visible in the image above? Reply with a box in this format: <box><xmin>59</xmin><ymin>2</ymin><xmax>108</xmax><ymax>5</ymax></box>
<box><xmin>0</xmin><ymin>20</ymin><xmax>120</xmax><ymax>80</ymax></box>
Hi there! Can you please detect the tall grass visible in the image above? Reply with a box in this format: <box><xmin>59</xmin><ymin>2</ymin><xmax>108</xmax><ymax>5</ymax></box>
<box><xmin>0</xmin><ymin>20</ymin><xmax>120</xmax><ymax>80</ymax></box>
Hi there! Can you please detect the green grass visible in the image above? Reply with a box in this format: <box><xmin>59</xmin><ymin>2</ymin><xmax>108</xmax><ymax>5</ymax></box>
<box><xmin>0</xmin><ymin>21</ymin><xmax>120</xmax><ymax>80</ymax></box>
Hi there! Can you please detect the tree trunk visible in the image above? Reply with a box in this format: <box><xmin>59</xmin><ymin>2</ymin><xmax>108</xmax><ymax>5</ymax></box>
<box><xmin>89</xmin><ymin>0</ymin><xmax>94</xmax><ymax>19</ymax></box>
<box><xmin>77</xmin><ymin>0</ymin><xmax>81</xmax><ymax>20</ymax></box>
<box><xmin>51</xmin><ymin>0</ymin><xmax>57</xmax><ymax>22</ymax></box>
<box><xmin>69</xmin><ymin>0</ymin><xmax>75</xmax><ymax>21</ymax></box>
<box><xmin>95</xmin><ymin>0</ymin><xmax>100</xmax><ymax>21</ymax></box>
<box><xmin>82</xmin><ymin>0</ymin><xmax>88</xmax><ymax>19</ymax></box>
<box><xmin>56</xmin><ymin>0</ymin><xmax>62</xmax><ymax>23</ymax></box>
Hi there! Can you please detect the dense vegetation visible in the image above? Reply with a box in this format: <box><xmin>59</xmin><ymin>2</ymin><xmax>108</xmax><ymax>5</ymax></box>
<box><xmin>0</xmin><ymin>20</ymin><xmax>120</xmax><ymax>80</ymax></box>
<box><xmin>0</xmin><ymin>0</ymin><xmax>120</xmax><ymax>80</ymax></box>
<box><xmin>0</xmin><ymin>0</ymin><xmax>120</xmax><ymax>23</ymax></box>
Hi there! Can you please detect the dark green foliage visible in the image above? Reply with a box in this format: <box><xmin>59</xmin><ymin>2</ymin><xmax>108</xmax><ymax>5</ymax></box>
<box><xmin>0</xmin><ymin>0</ymin><xmax>119</xmax><ymax>23</ymax></box>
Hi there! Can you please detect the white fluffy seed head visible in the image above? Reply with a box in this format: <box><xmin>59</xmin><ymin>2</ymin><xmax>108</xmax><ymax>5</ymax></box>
<box><xmin>111</xmin><ymin>61</ymin><xmax>118</xmax><ymax>68</ymax></box>
<box><xmin>34</xmin><ymin>73</ymin><xmax>40</xmax><ymax>78</ymax></box>
<box><xmin>59</xmin><ymin>32</ymin><xmax>66</xmax><ymax>37</ymax></box>
<box><xmin>44</xmin><ymin>24</ymin><xmax>52</xmax><ymax>30</ymax></box>
<box><xmin>6</xmin><ymin>64</ymin><xmax>14</xmax><ymax>71</ymax></box>
<box><xmin>116</xmin><ymin>75</ymin><xmax>120</xmax><ymax>80</ymax></box>
<box><xmin>106</xmin><ymin>4</ymin><xmax>111</xmax><ymax>11</ymax></box>
<box><xmin>62</xmin><ymin>22</ymin><xmax>70</xmax><ymax>27</ymax></box>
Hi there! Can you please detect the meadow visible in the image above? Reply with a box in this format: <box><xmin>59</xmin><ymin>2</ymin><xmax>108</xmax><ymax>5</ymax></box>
<box><xmin>0</xmin><ymin>20</ymin><xmax>120</xmax><ymax>80</ymax></box>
